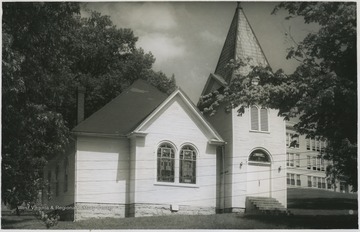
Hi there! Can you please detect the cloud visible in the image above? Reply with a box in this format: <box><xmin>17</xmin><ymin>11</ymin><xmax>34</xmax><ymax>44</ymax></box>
<box><xmin>86</xmin><ymin>2</ymin><xmax>178</xmax><ymax>31</ymax></box>
<box><xmin>138</xmin><ymin>33</ymin><xmax>186</xmax><ymax>65</ymax></box>
<box><xmin>128</xmin><ymin>3</ymin><xmax>177</xmax><ymax>30</ymax></box>
<box><xmin>199</xmin><ymin>30</ymin><xmax>224</xmax><ymax>45</ymax></box>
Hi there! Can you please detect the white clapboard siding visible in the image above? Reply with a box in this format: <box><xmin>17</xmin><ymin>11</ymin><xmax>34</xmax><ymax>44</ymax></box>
<box><xmin>76</xmin><ymin>137</ymin><xmax>129</xmax><ymax>204</ymax></box>
<box><xmin>133</xmin><ymin>95</ymin><xmax>218</xmax><ymax>207</ymax></box>
<box><xmin>43</xmin><ymin>151</ymin><xmax>76</xmax><ymax>207</ymax></box>
<box><xmin>232</xmin><ymin>107</ymin><xmax>287</xmax><ymax>208</ymax></box>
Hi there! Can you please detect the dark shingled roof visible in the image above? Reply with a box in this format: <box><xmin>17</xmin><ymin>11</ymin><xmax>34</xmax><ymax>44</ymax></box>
<box><xmin>73</xmin><ymin>79</ymin><xmax>168</xmax><ymax>135</ymax></box>
<box><xmin>214</xmin><ymin>5</ymin><xmax>270</xmax><ymax>83</ymax></box>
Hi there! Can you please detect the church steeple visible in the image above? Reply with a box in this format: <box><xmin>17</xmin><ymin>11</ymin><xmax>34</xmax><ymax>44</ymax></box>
<box><xmin>214</xmin><ymin>3</ymin><xmax>270</xmax><ymax>83</ymax></box>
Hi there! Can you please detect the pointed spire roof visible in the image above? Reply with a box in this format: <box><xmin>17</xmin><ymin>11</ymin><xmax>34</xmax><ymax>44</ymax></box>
<box><xmin>214</xmin><ymin>3</ymin><xmax>270</xmax><ymax>83</ymax></box>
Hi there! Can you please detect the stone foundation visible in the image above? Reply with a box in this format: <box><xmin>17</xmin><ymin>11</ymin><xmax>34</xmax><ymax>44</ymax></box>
<box><xmin>74</xmin><ymin>202</ymin><xmax>216</xmax><ymax>220</ymax></box>
<box><xmin>74</xmin><ymin>202</ymin><xmax>126</xmax><ymax>221</ymax></box>
<box><xmin>129</xmin><ymin>203</ymin><xmax>216</xmax><ymax>217</ymax></box>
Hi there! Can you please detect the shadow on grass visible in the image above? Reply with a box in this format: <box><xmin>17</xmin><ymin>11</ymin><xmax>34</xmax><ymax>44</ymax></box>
<box><xmin>1</xmin><ymin>218</ymin><xmax>40</xmax><ymax>229</ymax></box>
<box><xmin>288</xmin><ymin>198</ymin><xmax>358</xmax><ymax>210</ymax></box>
<box><xmin>244</xmin><ymin>214</ymin><xmax>358</xmax><ymax>229</ymax></box>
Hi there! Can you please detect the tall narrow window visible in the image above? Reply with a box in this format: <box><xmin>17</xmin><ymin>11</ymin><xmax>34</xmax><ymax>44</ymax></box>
<box><xmin>316</xmin><ymin>137</ymin><xmax>320</xmax><ymax>151</ymax></box>
<box><xmin>306</xmin><ymin>138</ymin><xmax>311</xmax><ymax>150</ymax></box>
<box><xmin>157</xmin><ymin>143</ymin><xmax>175</xmax><ymax>182</ymax></box>
<box><xmin>180</xmin><ymin>145</ymin><xmax>197</xmax><ymax>184</ymax></box>
<box><xmin>290</xmin><ymin>174</ymin><xmax>295</xmax><ymax>185</ymax></box>
<box><xmin>295</xmin><ymin>154</ymin><xmax>300</xmax><ymax>167</ymax></box>
<box><xmin>286</xmin><ymin>153</ymin><xmax>290</xmax><ymax>166</ymax></box>
<box><xmin>320</xmin><ymin>139</ymin><xmax>326</xmax><ymax>153</ymax></box>
<box><xmin>317</xmin><ymin>177</ymin><xmax>321</xmax><ymax>188</ymax></box>
<box><xmin>260</xmin><ymin>108</ymin><xmax>268</xmax><ymax>131</ymax></box>
<box><xmin>320</xmin><ymin>158</ymin><xmax>325</xmax><ymax>171</ymax></box>
<box><xmin>308</xmin><ymin>176</ymin><xmax>312</xmax><ymax>187</ymax></box>
<box><xmin>296</xmin><ymin>174</ymin><xmax>301</xmax><ymax>186</ymax></box>
<box><xmin>287</xmin><ymin>173</ymin><xmax>290</xmax><ymax>185</ymax></box>
<box><xmin>316</xmin><ymin>157</ymin><xmax>321</xmax><ymax>171</ymax></box>
<box><xmin>250</xmin><ymin>106</ymin><xmax>268</xmax><ymax>132</ymax></box>
<box><xmin>64</xmin><ymin>157</ymin><xmax>69</xmax><ymax>192</ymax></box>
<box><xmin>312</xmin><ymin>139</ymin><xmax>316</xmax><ymax>151</ymax></box>
<box><xmin>312</xmin><ymin>176</ymin><xmax>317</xmax><ymax>187</ymax></box>
<box><xmin>312</xmin><ymin>157</ymin><xmax>316</xmax><ymax>170</ymax></box>
<box><xmin>307</xmin><ymin>156</ymin><xmax>311</xmax><ymax>169</ymax></box>
<box><xmin>250</xmin><ymin>106</ymin><xmax>259</xmax><ymax>131</ymax></box>
<box><xmin>290</xmin><ymin>153</ymin><xmax>294</xmax><ymax>167</ymax></box>
<box><xmin>327</xmin><ymin>179</ymin><xmax>332</xmax><ymax>189</ymax></box>
<box><xmin>286</xmin><ymin>133</ymin><xmax>290</xmax><ymax>147</ymax></box>
<box><xmin>322</xmin><ymin>178</ymin><xmax>326</xmax><ymax>189</ymax></box>
<box><xmin>55</xmin><ymin>165</ymin><xmax>59</xmax><ymax>196</ymax></box>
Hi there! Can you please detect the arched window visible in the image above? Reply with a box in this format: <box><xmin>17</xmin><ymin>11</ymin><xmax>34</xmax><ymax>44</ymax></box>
<box><xmin>180</xmin><ymin>145</ymin><xmax>197</xmax><ymax>184</ymax></box>
<box><xmin>63</xmin><ymin>157</ymin><xmax>69</xmax><ymax>193</ymax></box>
<box><xmin>157</xmin><ymin>143</ymin><xmax>175</xmax><ymax>182</ymax></box>
<box><xmin>250</xmin><ymin>106</ymin><xmax>269</xmax><ymax>132</ymax></box>
<box><xmin>249</xmin><ymin>149</ymin><xmax>271</xmax><ymax>163</ymax></box>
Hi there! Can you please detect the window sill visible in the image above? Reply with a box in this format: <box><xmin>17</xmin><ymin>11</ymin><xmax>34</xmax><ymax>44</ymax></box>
<box><xmin>249</xmin><ymin>130</ymin><xmax>270</xmax><ymax>134</ymax></box>
<box><xmin>154</xmin><ymin>182</ymin><xmax>199</xmax><ymax>188</ymax></box>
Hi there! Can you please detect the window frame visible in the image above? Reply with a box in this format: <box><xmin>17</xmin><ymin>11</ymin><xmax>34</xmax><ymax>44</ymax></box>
<box><xmin>179</xmin><ymin>145</ymin><xmax>197</xmax><ymax>184</ymax></box>
<box><xmin>157</xmin><ymin>143</ymin><xmax>176</xmax><ymax>183</ymax></box>
<box><xmin>155</xmin><ymin>141</ymin><xmax>199</xmax><ymax>187</ymax></box>
<box><xmin>250</xmin><ymin>106</ymin><xmax>269</xmax><ymax>133</ymax></box>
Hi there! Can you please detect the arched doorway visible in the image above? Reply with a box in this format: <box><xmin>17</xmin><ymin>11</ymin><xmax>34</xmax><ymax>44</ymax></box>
<box><xmin>246</xmin><ymin>149</ymin><xmax>271</xmax><ymax>197</ymax></box>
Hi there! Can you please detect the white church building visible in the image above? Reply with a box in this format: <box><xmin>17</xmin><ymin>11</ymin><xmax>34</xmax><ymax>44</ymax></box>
<box><xmin>42</xmin><ymin>5</ymin><xmax>288</xmax><ymax>221</ymax></box>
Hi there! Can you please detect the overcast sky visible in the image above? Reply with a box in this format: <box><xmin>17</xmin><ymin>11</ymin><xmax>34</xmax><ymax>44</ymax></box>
<box><xmin>83</xmin><ymin>1</ymin><xmax>318</xmax><ymax>103</ymax></box>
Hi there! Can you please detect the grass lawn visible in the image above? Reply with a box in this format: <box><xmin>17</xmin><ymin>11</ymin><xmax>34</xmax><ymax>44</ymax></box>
<box><xmin>2</xmin><ymin>213</ymin><xmax>358</xmax><ymax>229</ymax></box>
<box><xmin>2</xmin><ymin>189</ymin><xmax>358</xmax><ymax>229</ymax></box>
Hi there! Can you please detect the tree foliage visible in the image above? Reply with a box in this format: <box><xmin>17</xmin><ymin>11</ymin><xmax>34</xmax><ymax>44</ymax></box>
<box><xmin>2</xmin><ymin>2</ymin><xmax>176</xmax><ymax>210</ymax></box>
<box><xmin>199</xmin><ymin>2</ymin><xmax>357</xmax><ymax>190</ymax></box>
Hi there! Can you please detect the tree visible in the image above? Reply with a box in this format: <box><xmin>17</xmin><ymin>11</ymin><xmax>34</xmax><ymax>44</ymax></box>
<box><xmin>199</xmin><ymin>2</ymin><xmax>357</xmax><ymax>191</ymax></box>
<box><xmin>2</xmin><ymin>2</ymin><xmax>176</xmax><ymax>211</ymax></box>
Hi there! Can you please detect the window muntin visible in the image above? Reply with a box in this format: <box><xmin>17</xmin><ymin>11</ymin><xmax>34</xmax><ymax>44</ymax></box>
<box><xmin>180</xmin><ymin>146</ymin><xmax>196</xmax><ymax>184</ymax></box>
<box><xmin>157</xmin><ymin>143</ymin><xmax>175</xmax><ymax>183</ymax></box>
<box><xmin>250</xmin><ymin>106</ymin><xmax>269</xmax><ymax>132</ymax></box>
<box><xmin>249</xmin><ymin>150</ymin><xmax>271</xmax><ymax>163</ymax></box>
